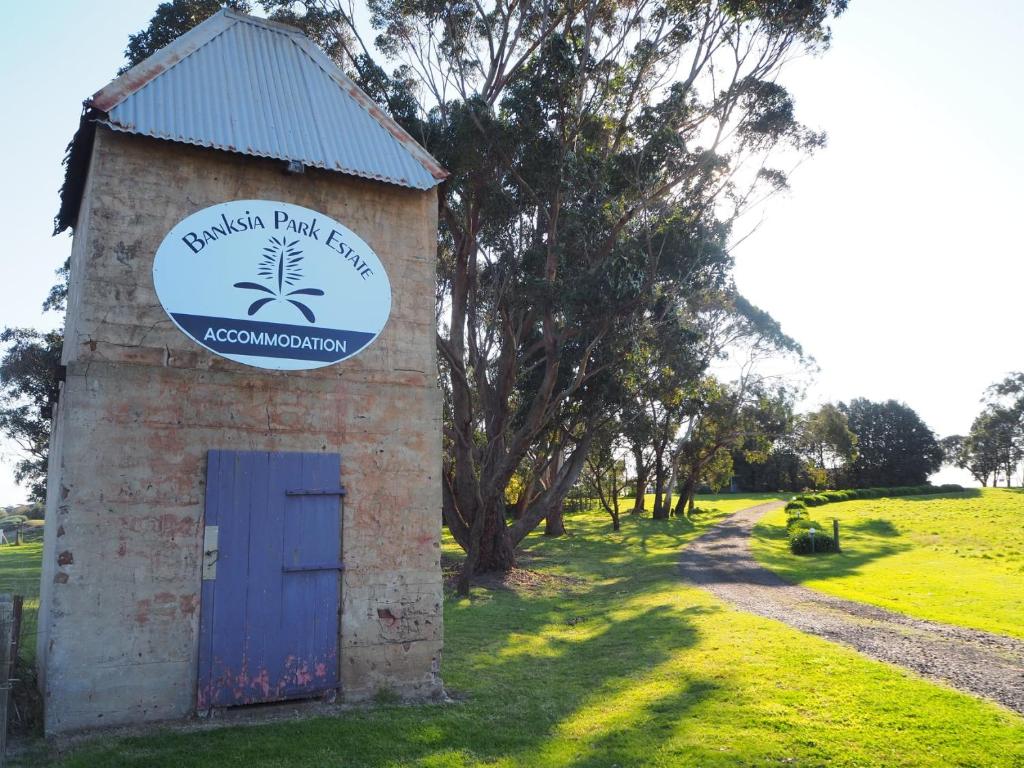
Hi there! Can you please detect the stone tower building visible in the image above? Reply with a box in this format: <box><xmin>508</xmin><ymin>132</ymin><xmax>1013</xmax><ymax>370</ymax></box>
<box><xmin>38</xmin><ymin>9</ymin><xmax>445</xmax><ymax>734</ymax></box>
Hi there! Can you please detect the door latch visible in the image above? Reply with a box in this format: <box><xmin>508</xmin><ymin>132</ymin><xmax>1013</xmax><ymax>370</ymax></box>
<box><xmin>202</xmin><ymin>525</ymin><xmax>219</xmax><ymax>580</ymax></box>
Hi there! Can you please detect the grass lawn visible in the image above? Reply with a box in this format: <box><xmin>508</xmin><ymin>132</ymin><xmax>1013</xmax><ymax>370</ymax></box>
<box><xmin>0</xmin><ymin>539</ymin><xmax>43</xmax><ymax>665</ymax></box>
<box><xmin>11</xmin><ymin>495</ymin><xmax>1024</xmax><ymax>767</ymax></box>
<box><xmin>751</xmin><ymin>488</ymin><xmax>1024</xmax><ymax>640</ymax></box>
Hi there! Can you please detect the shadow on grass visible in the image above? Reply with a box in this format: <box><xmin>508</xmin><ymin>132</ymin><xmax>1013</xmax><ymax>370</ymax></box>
<box><xmin>897</xmin><ymin>489</ymin><xmax>982</xmax><ymax>501</ymax></box>
<box><xmin>754</xmin><ymin>516</ymin><xmax>912</xmax><ymax>584</ymax></box>
<box><xmin>561</xmin><ymin>678</ymin><xmax>720</xmax><ymax>768</ymax></box>
<box><xmin>49</xmin><ymin>513</ymin><xmax>728</xmax><ymax>768</ymax></box>
<box><xmin>855</xmin><ymin>519</ymin><xmax>900</xmax><ymax>537</ymax></box>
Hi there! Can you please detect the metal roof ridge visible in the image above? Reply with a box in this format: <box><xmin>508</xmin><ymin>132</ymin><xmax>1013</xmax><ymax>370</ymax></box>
<box><xmin>86</xmin><ymin>8</ymin><xmax>447</xmax><ymax>183</ymax></box>
<box><xmin>286</xmin><ymin>33</ymin><xmax>448</xmax><ymax>182</ymax></box>
<box><xmin>90</xmin><ymin>10</ymin><xmax>234</xmax><ymax>113</ymax></box>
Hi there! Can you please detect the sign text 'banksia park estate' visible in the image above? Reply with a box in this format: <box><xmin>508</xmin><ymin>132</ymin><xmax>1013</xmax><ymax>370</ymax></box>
<box><xmin>154</xmin><ymin>200</ymin><xmax>392</xmax><ymax>369</ymax></box>
<box><xmin>38</xmin><ymin>9</ymin><xmax>446</xmax><ymax>735</ymax></box>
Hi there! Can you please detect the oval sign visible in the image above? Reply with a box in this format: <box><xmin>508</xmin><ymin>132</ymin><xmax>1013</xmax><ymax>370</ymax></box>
<box><xmin>153</xmin><ymin>200</ymin><xmax>391</xmax><ymax>370</ymax></box>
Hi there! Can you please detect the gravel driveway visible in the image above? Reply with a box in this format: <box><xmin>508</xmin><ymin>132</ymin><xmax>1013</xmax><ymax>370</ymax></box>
<box><xmin>679</xmin><ymin>501</ymin><xmax>1024</xmax><ymax>714</ymax></box>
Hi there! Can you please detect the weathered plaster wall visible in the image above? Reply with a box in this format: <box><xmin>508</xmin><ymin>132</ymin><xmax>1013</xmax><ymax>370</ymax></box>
<box><xmin>39</xmin><ymin>128</ymin><xmax>443</xmax><ymax>734</ymax></box>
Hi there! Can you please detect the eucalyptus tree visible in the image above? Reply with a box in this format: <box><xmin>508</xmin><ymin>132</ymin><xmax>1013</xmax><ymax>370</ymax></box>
<box><xmin>582</xmin><ymin>420</ymin><xmax>627</xmax><ymax>531</ymax></box>
<box><xmin>972</xmin><ymin>406</ymin><xmax>1023</xmax><ymax>487</ymax></box>
<box><xmin>671</xmin><ymin>377</ymin><xmax>792</xmax><ymax>516</ymax></box>
<box><xmin>0</xmin><ymin>329</ymin><xmax>63</xmax><ymax>501</ymax></box>
<box><xmin>407</xmin><ymin>0</ymin><xmax>841</xmax><ymax>587</ymax></box>
<box><xmin>941</xmin><ymin>434</ymin><xmax>995</xmax><ymax>487</ymax></box>
<box><xmin>658</xmin><ymin>289</ymin><xmax>803</xmax><ymax>516</ymax></box>
<box><xmin>982</xmin><ymin>373</ymin><xmax>1024</xmax><ymax>485</ymax></box>
<box><xmin>797</xmin><ymin>403</ymin><xmax>857</xmax><ymax>487</ymax></box>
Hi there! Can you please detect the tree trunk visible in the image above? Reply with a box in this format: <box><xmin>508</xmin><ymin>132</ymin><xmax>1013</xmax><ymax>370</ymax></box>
<box><xmin>632</xmin><ymin>465</ymin><xmax>648</xmax><ymax>513</ymax></box>
<box><xmin>545</xmin><ymin>503</ymin><xmax>567</xmax><ymax>536</ymax></box>
<box><xmin>456</xmin><ymin>500</ymin><xmax>516</xmax><ymax>595</ymax></box>
<box><xmin>651</xmin><ymin>455</ymin><xmax>669</xmax><ymax>519</ymax></box>
<box><xmin>541</xmin><ymin>451</ymin><xmax>567</xmax><ymax>537</ymax></box>
<box><xmin>603</xmin><ymin>491</ymin><xmax>621</xmax><ymax>532</ymax></box>
<box><xmin>663</xmin><ymin>457</ymin><xmax>677</xmax><ymax>518</ymax></box>
<box><xmin>674</xmin><ymin>473</ymin><xmax>696</xmax><ymax>517</ymax></box>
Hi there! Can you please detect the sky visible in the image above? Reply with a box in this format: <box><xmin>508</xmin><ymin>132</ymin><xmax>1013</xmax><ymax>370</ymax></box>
<box><xmin>0</xmin><ymin>0</ymin><xmax>1020</xmax><ymax>502</ymax></box>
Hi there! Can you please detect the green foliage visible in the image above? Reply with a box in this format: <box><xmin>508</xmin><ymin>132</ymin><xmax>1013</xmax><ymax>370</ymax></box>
<box><xmin>839</xmin><ymin>399</ymin><xmax>943</xmax><ymax>487</ymax></box>
<box><xmin>0</xmin><ymin>328</ymin><xmax>63</xmax><ymax>502</ymax></box>
<box><xmin>121</xmin><ymin>0</ymin><xmax>251</xmax><ymax>72</ymax></box>
<box><xmin>947</xmin><ymin>397</ymin><xmax>1024</xmax><ymax>488</ymax></box>
<box><xmin>784</xmin><ymin>500</ymin><xmax>806</xmax><ymax>512</ymax></box>
<box><xmin>821</xmin><ymin>490</ymin><xmax>850</xmax><ymax>502</ymax></box>
<box><xmin>732</xmin><ymin>447</ymin><xmax>815</xmax><ymax>492</ymax></box>
<box><xmin>787</xmin><ymin>517</ymin><xmax>816</xmax><ymax>533</ymax></box>
<box><xmin>374</xmin><ymin>0</ymin><xmax>848</xmax><ymax>569</ymax></box>
<box><xmin>797</xmin><ymin>404</ymin><xmax>858</xmax><ymax>486</ymax></box>
<box><xmin>789</xmin><ymin>528</ymin><xmax>837</xmax><ymax>555</ymax></box>
<box><xmin>799</xmin><ymin>494</ymin><xmax>829</xmax><ymax>507</ymax></box>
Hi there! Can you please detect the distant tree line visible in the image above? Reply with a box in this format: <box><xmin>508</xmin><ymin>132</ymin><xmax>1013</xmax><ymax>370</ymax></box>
<box><xmin>731</xmin><ymin>398</ymin><xmax>943</xmax><ymax>492</ymax></box>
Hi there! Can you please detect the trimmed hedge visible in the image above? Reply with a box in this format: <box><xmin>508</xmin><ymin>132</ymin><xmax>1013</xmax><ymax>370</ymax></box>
<box><xmin>794</xmin><ymin>483</ymin><xmax>964</xmax><ymax>508</ymax></box>
<box><xmin>787</xmin><ymin>518</ymin><xmax>816</xmax><ymax>533</ymax></box>
<box><xmin>790</xmin><ymin>528</ymin><xmax>837</xmax><ymax>555</ymax></box>
<box><xmin>784</xmin><ymin>500</ymin><xmax>806</xmax><ymax>512</ymax></box>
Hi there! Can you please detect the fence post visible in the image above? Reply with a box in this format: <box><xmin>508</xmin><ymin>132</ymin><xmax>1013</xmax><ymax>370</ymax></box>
<box><xmin>0</xmin><ymin>594</ymin><xmax>13</xmax><ymax>767</ymax></box>
<box><xmin>8</xmin><ymin>598</ymin><xmax>21</xmax><ymax>682</ymax></box>
<box><xmin>833</xmin><ymin>518</ymin><xmax>840</xmax><ymax>552</ymax></box>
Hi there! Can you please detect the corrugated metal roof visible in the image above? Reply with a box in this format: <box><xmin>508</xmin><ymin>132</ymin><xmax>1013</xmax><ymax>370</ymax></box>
<box><xmin>87</xmin><ymin>9</ymin><xmax>445</xmax><ymax>190</ymax></box>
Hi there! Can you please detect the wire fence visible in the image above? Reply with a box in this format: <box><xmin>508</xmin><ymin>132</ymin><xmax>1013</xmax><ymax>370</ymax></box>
<box><xmin>0</xmin><ymin>536</ymin><xmax>40</xmax><ymax>670</ymax></box>
<box><xmin>0</xmin><ymin>526</ymin><xmax>43</xmax><ymax>739</ymax></box>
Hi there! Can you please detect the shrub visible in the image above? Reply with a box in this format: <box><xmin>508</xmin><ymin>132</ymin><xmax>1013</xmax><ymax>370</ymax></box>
<box><xmin>789</xmin><ymin>528</ymin><xmax>837</xmax><ymax>555</ymax></box>
<box><xmin>786</xmin><ymin>511</ymin><xmax>809</xmax><ymax>528</ymax></box>
<box><xmin>787</xmin><ymin>517</ymin><xmax>816</xmax><ymax>533</ymax></box>
<box><xmin>785</xmin><ymin>500</ymin><xmax>806</xmax><ymax>512</ymax></box>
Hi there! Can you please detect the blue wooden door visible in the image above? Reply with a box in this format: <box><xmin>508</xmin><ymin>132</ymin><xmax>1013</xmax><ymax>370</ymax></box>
<box><xmin>197</xmin><ymin>450</ymin><xmax>343</xmax><ymax>709</ymax></box>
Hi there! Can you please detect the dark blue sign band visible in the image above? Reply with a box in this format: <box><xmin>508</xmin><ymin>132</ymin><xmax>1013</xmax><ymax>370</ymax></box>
<box><xmin>172</xmin><ymin>313</ymin><xmax>376</xmax><ymax>362</ymax></box>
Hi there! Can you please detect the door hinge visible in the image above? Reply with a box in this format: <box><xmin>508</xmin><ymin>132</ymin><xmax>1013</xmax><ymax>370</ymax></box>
<box><xmin>202</xmin><ymin>525</ymin><xmax>219</xmax><ymax>580</ymax></box>
<box><xmin>285</xmin><ymin>487</ymin><xmax>346</xmax><ymax>496</ymax></box>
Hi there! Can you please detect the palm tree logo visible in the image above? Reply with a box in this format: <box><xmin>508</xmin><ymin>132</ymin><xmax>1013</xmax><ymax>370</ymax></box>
<box><xmin>233</xmin><ymin>237</ymin><xmax>325</xmax><ymax>322</ymax></box>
